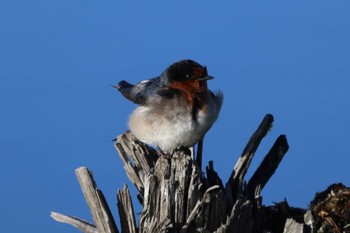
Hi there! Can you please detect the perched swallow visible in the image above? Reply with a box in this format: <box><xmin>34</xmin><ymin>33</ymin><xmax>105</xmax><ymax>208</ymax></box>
<box><xmin>116</xmin><ymin>59</ymin><xmax>223</xmax><ymax>153</ymax></box>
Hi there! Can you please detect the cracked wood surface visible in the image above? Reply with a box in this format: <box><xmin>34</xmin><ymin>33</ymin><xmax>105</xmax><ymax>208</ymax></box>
<box><xmin>52</xmin><ymin>114</ymin><xmax>330</xmax><ymax>233</ymax></box>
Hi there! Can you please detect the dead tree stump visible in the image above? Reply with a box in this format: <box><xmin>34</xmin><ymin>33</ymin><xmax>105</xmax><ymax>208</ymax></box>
<box><xmin>51</xmin><ymin>114</ymin><xmax>350</xmax><ymax>233</ymax></box>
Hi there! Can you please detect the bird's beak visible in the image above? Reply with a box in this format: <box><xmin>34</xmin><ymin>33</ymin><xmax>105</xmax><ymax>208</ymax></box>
<box><xmin>197</xmin><ymin>75</ymin><xmax>214</xmax><ymax>81</ymax></box>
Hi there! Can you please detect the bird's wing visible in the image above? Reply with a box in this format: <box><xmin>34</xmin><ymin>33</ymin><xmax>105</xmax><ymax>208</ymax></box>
<box><xmin>116</xmin><ymin>79</ymin><xmax>151</xmax><ymax>104</ymax></box>
<box><xmin>116</xmin><ymin>78</ymin><xmax>178</xmax><ymax>105</ymax></box>
<box><xmin>211</xmin><ymin>90</ymin><xmax>224</xmax><ymax>114</ymax></box>
<box><xmin>156</xmin><ymin>87</ymin><xmax>181</xmax><ymax>99</ymax></box>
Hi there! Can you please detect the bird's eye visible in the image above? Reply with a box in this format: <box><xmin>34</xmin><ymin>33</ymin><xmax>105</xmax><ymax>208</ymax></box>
<box><xmin>186</xmin><ymin>74</ymin><xmax>191</xmax><ymax>79</ymax></box>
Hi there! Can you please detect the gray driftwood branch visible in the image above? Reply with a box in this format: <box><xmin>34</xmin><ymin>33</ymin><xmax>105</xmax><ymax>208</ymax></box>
<box><xmin>51</xmin><ymin>167</ymin><xmax>119</xmax><ymax>233</ymax></box>
<box><xmin>52</xmin><ymin>114</ymin><xmax>349</xmax><ymax>232</ymax></box>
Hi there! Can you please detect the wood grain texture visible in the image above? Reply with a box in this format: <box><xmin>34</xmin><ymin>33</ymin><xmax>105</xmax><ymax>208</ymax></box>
<box><xmin>53</xmin><ymin>114</ymin><xmax>339</xmax><ymax>233</ymax></box>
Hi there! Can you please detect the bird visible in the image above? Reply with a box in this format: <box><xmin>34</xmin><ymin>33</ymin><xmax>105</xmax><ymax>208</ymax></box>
<box><xmin>115</xmin><ymin>59</ymin><xmax>223</xmax><ymax>154</ymax></box>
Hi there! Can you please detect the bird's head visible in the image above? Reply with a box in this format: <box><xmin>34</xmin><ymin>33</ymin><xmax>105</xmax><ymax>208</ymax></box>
<box><xmin>162</xmin><ymin>59</ymin><xmax>214</xmax><ymax>93</ymax></box>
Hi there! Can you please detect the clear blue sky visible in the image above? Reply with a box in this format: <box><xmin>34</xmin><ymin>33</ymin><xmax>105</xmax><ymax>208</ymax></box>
<box><xmin>1</xmin><ymin>1</ymin><xmax>350</xmax><ymax>232</ymax></box>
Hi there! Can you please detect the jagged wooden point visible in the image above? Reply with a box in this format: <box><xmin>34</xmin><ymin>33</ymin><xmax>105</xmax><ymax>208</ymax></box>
<box><xmin>51</xmin><ymin>114</ymin><xmax>350</xmax><ymax>233</ymax></box>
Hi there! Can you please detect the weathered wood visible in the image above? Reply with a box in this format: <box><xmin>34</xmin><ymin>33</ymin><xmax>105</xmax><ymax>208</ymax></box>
<box><xmin>138</xmin><ymin>149</ymin><xmax>195</xmax><ymax>232</ymax></box>
<box><xmin>206</xmin><ymin>161</ymin><xmax>224</xmax><ymax>188</ymax></box>
<box><xmin>115</xmin><ymin>131</ymin><xmax>158</xmax><ymax>196</ymax></box>
<box><xmin>53</xmin><ymin>114</ymin><xmax>350</xmax><ymax>233</ymax></box>
<box><xmin>50</xmin><ymin>212</ymin><xmax>97</xmax><ymax>233</ymax></box>
<box><xmin>75</xmin><ymin>167</ymin><xmax>119</xmax><ymax>233</ymax></box>
<box><xmin>283</xmin><ymin>218</ymin><xmax>304</xmax><ymax>233</ymax></box>
<box><xmin>115</xmin><ymin>134</ymin><xmax>232</xmax><ymax>233</ymax></box>
<box><xmin>226</xmin><ymin>114</ymin><xmax>274</xmax><ymax>205</ymax></box>
<box><xmin>117</xmin><ymin>184</ymin><xmax>137</xmax><ymax>233</ymax></box>
<box><xmin>181</xmin><ymin>185</ymin><xmax>220</xmax><ymax>233</ymax></box>
<box><xmin>214</xmin><ymin>199</ymin><xmax>245</xmax><ymax>233</ymax></box>
<box><xmin>246</xmin><ymin>134</ymin><xmax>289</xmax><ymax>199</ymax></box>
<box><xmin>303</xmin><ymin>210</ymin><xmax>314</xmax><ymax>232</ymax></box>
<box><xmin>196</xmin><ymin>138</ymin><xmax>204</xmax><ymax>169</ymax></box>
<box><xmin>186</xmin><ymin>160</ymin><xmax>205</xmax><ymax>218</ymax></box>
